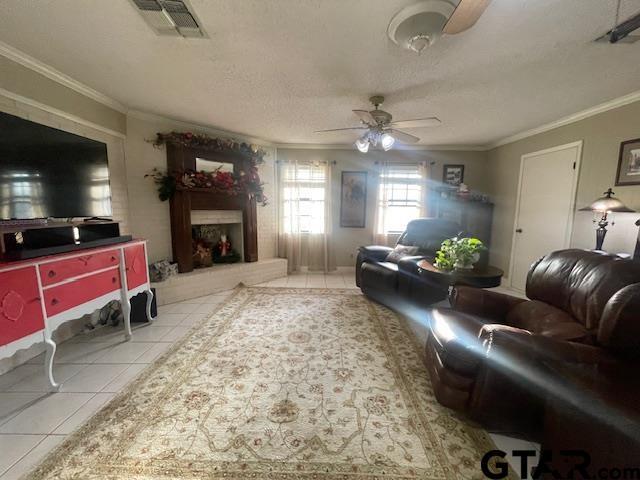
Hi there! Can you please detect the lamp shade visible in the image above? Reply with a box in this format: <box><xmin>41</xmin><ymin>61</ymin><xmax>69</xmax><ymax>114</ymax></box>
<box><xmin>579</xmin><ymin>188</ymin><xmax>635</xmax><ymax>213</ymax></box>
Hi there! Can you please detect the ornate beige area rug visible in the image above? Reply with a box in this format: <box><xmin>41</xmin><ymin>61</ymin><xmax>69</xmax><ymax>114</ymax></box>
<box><xmin>25</xmin><ymin>287</ymin><xmax>500</xmax><ymax>480</ymax></box>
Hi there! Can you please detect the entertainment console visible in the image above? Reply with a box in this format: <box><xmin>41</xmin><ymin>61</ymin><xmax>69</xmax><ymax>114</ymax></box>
<box><xmin>0</xmin><ymin>220</ymin><xmax>132</xmax><ymax>261</ymax></box>
<box><xmin>0</xmin><ymin>239</ymin><xmax>154</xmax><ymax>391</ymax></box>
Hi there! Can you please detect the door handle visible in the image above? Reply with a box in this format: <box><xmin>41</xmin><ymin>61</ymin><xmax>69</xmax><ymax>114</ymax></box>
<box><xmin>515</xmin><ymin>228</ymin><xmax>523</xmax><ymax>233</ymax></box>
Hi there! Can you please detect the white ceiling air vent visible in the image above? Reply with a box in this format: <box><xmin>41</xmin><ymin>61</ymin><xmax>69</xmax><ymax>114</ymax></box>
<box><xmin>131</xmin><ymin>0</ymin><xmax>205</xmax><ymax>38</ymax></box>
<box><xmin>388</xmin><ymin>0</ymin><xmax>456</xmax><ymax>54</ymax></box>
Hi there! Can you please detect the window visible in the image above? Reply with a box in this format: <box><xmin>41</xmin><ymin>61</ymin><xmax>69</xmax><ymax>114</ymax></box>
<box><xmin>377</xmin><ymin>164</ymin><xmax>424</xmax><ymax>234</ymax></box>
<box><xmin>281</xmin><ymin>162</ymin><xmax>327</xmax><ymax>234</ymax></box>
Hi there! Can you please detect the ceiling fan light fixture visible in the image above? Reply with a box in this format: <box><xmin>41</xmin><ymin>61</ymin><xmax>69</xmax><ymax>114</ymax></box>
<box><xmin>387</xmin><ymin>0</ymin><xmax>455</xmax><ymax>53</ymax></box>
<box><xmin>381</xmin><ymin>133</ymin><xmax>395</xmax><ymax>151</ymax></box>
<box><xmin>408</xmin><ymin>34</ymin><xmax>432</xmax><ymax>54</ymax></box>
<box><xmin>355</xmin><ymin>137</ymin><xmax>370</xmax><ymax>153</ymax></box>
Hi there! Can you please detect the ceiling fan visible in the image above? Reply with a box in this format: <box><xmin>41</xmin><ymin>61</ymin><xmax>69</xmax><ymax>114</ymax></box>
<box><xmin>443</xmin><ymin>0</ymin><xmax>491</xmax><ymax>35</ymax></box>
<box><xmin>315</xmin><ymin>96</ymin><xmax>441</xmax><ymax>153</ymax></box>
<box><xmin>388</xmin><ymin>0</ymin><xmax>491</xmax><ymax>53</ymax></box>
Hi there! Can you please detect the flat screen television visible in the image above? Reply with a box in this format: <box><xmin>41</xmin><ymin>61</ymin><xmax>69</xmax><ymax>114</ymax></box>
<box><xmin>0</xmin><ymin>111</ymin><xmax>112</xmax><ymax>220</ymax></box>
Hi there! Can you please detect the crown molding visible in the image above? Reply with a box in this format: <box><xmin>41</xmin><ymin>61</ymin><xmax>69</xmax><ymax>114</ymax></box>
<box><xmin>127</xmin><ymin>109</ymin><xmax>276</xmax><ymax>148</ymax></box>
<box><xmin>0</xmin><ymin>41</ymin><xmax>128</xmax><ymax>114</ymax></box>
<box><xmin>489</xmin><ymin>89</ymin><xmax>640</xmax><ymax>149</ymax></box>
<box><xmin>0</xmin><ymin>87</ymin><xmax>126</xmax><ymax>139</ymax></box>
<box><xmin>274</xmin><ymin>143</ymin><xmax>488</xmax><ymax>151</ymax></box>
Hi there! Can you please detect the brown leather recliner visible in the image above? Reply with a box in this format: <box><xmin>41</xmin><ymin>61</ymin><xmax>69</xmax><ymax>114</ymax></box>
<box><xmin>425</xmin><ymin>249</ymin><xmax>640</xmax><ymax>440</ymax></box>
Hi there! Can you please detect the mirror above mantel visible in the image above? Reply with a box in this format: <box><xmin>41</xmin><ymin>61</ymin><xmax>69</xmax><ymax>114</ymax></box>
<box><xmin>195</xmin><ymin>158</ymin><xmax>234</xmax><ymax>173</ymax></box>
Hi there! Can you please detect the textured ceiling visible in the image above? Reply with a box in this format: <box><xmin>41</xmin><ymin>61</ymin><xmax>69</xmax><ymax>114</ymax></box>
<box><xmin>0</xmin><ymin>0</ymin><xmax>639</xmax><ymax>146</ymax></box>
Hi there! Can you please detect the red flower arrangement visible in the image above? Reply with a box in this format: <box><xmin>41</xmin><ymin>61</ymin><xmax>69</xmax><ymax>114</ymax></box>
<box><xmin>146</xmin><ymin>167</ymin><xmax>268</xmax><ymax>206</ymax></box>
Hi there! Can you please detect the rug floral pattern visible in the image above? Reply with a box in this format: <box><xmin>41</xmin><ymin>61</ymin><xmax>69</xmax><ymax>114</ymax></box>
<box><xmin>25</xmin><ymin>287</ymin><xmax>501</xmax><ymax>479</ymax></box>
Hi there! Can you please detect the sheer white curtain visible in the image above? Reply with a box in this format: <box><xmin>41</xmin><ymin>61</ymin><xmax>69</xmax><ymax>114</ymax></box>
<box><xmin>278</xmin><ymin>160</ymin><xmax>336</xmax><ymax>273</ymax></box>
<box><xmin>373</xmin><ymin>161</ymin><xmax>428</xmax><ymax>246</ymax></box>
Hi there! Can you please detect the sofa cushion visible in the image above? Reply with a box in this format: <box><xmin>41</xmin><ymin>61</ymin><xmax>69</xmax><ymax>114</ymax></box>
<box><xmin>505</xmin><ymin>300</ymin><xmax>594</xmax><ymax>343</ymax></box>
<box><xmin>385</xmin><ymin>244</ymin><xmax>419</xmax><ymax>264</ymax></box>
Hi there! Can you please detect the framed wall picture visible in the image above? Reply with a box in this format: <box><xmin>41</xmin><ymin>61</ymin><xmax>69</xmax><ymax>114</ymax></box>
<box><xmin>443</xmin><ymin>164</ymin><xmax>465</xmax><ymax>186</ymax></box>
<box><xmin>616</xmin><ymin>138</ymin><xmax>640</xmax><ymax>186</ymax></box>
<box><xmin>340</xmin><ymin>171</ymin><xmax>367</xmax><ymax>228</ymax></box>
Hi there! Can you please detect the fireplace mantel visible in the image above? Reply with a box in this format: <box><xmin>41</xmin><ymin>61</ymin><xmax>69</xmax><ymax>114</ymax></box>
<box><xmin>166</xmin><ymin>144</ymin><xmax>258</xmax><ymax>273</ymax></box>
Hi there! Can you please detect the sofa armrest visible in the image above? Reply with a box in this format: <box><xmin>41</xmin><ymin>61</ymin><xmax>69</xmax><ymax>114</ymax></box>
<box><xmin>467</xmin><ymin>324</ymin><xmax>613</xmax><ymax>437</ymax></box>
<box><xmin>357</xmin><ymin>245</ymin><xmax>393</xmax><ymax>262</ymax></box>
<box><xmin>356</xmin><ymin>245</ymin><xmax>394</xmax><ymax>288</ymax></box>
<box><xmin>598</xmin><ymin>283</ymin><xmax>640</xmax><ymax>354</ymax></box>
<box><xmin>397</xmin><ymin>255</ymin><xmax>426</xmax><ymax>274</ymax></box>
<box><xmin>479</xmin><ymin>324</ymin><xmax>613</xmax><ymax>366</ymax></box>
<box><xmin>450</xmin><ymin>286</ymin><xmax>526</xmax><ymax>323</ymax></box>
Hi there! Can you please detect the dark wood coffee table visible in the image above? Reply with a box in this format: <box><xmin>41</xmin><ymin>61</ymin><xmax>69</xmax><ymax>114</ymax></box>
<box><xmin>417</xmin><ymin>259</ymin><xmax>504</xmax><ymax>289</ymax></box>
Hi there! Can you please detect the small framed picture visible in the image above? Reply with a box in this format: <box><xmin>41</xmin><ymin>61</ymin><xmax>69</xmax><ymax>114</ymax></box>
<box><xmin>616</xmin><ymin>138</ymin><xmax>640</xmax><ymax>186</ymax></box>
<box><xmin>443</xmin><ymin>164</ymin><xmax>465</xmax><ymax>186</ymax></box>
<box><xmin>340</xmin><ymin>171</ymin><xmax>367</xmax><ymax>228</ymax></box>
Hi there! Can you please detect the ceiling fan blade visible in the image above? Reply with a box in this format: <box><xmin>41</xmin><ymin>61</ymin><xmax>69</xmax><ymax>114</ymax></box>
<box><xmin>314</xmin><ymin>127</ymin><xmax>367</xmax><ymax>133</ymax></box>
<box><xmin>389</xmin><ymin>117</ymin><xmax>441</xmax><ymax>129</ymax></box>
<box><xmin>443</xmin><ymin>0</ymin><xmax>491</xmax><ymax>35</ymax></box>
<box><xmin>353</xmin><ymin>109</ymin><xmax>376</xmax><ymax>125</ymax></box>
<box><xmin>389</xmin><ymin>129</ymin><xmax>420</xmax><ymax>144</ymax></box>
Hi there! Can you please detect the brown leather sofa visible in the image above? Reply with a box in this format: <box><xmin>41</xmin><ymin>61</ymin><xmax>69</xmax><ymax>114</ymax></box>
<box><xmin>356</xmin><ymin>218</ymin><xmax>461</xmax><ymax>308</ymax></box>
<box><xmin>425</xmin><ymin>249</ymin><xmax>640</xmax><ymax>442</ymax></box>
<box><xmin>540</xmin><ymin>361</ymin><xmax>640</xmax><ymax>477</ymax></box>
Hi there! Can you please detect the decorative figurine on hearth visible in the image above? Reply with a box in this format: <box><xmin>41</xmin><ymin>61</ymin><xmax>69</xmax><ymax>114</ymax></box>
<box><xmin>212</xmin><ymin>234</ymin><xmax>241</xmax><ymax>264</ymax></box>
<box><xmin>193</xmin><ymin>238</ymin><xmax>213</xmax><ymax>268</ymax></box>
<box><xmin>217</xmin><ymin>234</ymin><xmax>231</xmax><ymax>257</ymax></box>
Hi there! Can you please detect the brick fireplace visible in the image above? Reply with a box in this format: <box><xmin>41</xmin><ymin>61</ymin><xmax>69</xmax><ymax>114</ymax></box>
<box><xmin>166</xmin><ymin>143</ymin><xmax>258</xmax><ymax>273</ymax></box>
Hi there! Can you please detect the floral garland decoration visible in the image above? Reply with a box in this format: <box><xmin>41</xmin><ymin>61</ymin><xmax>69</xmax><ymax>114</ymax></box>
<box><xmin>146</xmin><ymin>132</ymin><xmax>268</xmax><ymax>206</ymax></box>
<box><xmin>152</xmin><ymin>131</ymin><xmax>266</xmax><ymax>164</ymax></box>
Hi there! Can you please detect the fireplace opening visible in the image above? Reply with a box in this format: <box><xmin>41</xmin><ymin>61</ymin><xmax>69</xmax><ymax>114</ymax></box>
<box><xmin>191</xmin><ymin>211</ymin><xmax>244</xmax><ymax>269</ymax></box>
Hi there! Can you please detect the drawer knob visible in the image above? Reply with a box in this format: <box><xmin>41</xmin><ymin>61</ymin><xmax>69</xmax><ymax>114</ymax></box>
<box><xmin>111</xmin><ymin>256</ymin><xmax>117</xmax><ymax>262</ymax></box>
<box><xmin>48</xmin><ymin>270</ymin><xmax>56</xmax><ymax>278</ymax></box>
<box><xmin>51</xmin><ymin>298</ymin><xmax>59</xmax><ymax>305</ymax></box>
<box><xmin>112</xmin><ymin>277</ymin><xmax>117</xmax><ymax>284</ymax></box>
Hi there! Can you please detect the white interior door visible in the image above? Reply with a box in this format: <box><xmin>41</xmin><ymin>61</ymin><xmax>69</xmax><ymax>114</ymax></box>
<box><xmin>509</xmin><ymin>142</ymin><xmax>582</xmax><ymax>291</ymax></box>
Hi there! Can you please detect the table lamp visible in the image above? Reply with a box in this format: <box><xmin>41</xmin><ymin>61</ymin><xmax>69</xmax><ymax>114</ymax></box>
<box><xmin>580</xmin><ymin>188</ymin><xmax>635</xmax><ymax>250</ymax></box>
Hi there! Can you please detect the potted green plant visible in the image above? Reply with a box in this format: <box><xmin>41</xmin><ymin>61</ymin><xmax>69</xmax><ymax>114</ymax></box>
<box><xmin>434</xmin><ymin>237</ymin><xmax>485</xmax><ymax>271</ymax></box>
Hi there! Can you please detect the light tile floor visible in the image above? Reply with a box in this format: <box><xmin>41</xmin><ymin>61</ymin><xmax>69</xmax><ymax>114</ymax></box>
<box><xmin>0</xmin><ymin>291</ymin><xmax>232</xmax><ymax>479</ymax></box>
<box><xmin>0</xmin><ymin>273</ymin><xmax>537</xmax><ymax>479</ymax></box>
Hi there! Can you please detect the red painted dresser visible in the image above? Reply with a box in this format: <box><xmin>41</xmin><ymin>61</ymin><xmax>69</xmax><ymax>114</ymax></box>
<box><xmin>0</xmin><ymin>240</ymin><xmax>154</xmax><ymax>390</ymax></box>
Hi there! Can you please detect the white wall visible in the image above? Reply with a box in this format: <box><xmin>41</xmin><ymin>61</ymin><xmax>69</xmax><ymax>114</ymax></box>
<box><xmin>486</xmin><ymin>100</ymin><xmax>640</xmax><ymax>271</ymax></box>
<box><xmin>124</xmin><ymin>112</ymin><xmax>277</xmax><ymax>263</ymax></box>
<box><xmin>276</xmin><ymin>147</ymin><xmax>489</xmax><ymax>266</ymax></box>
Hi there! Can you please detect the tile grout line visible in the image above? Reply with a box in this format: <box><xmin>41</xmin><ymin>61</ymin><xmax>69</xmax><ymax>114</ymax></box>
<box><xmin>0</xmin><ymin>434</ymin><xmax>49</xmax><ymax>478</ymax></box>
